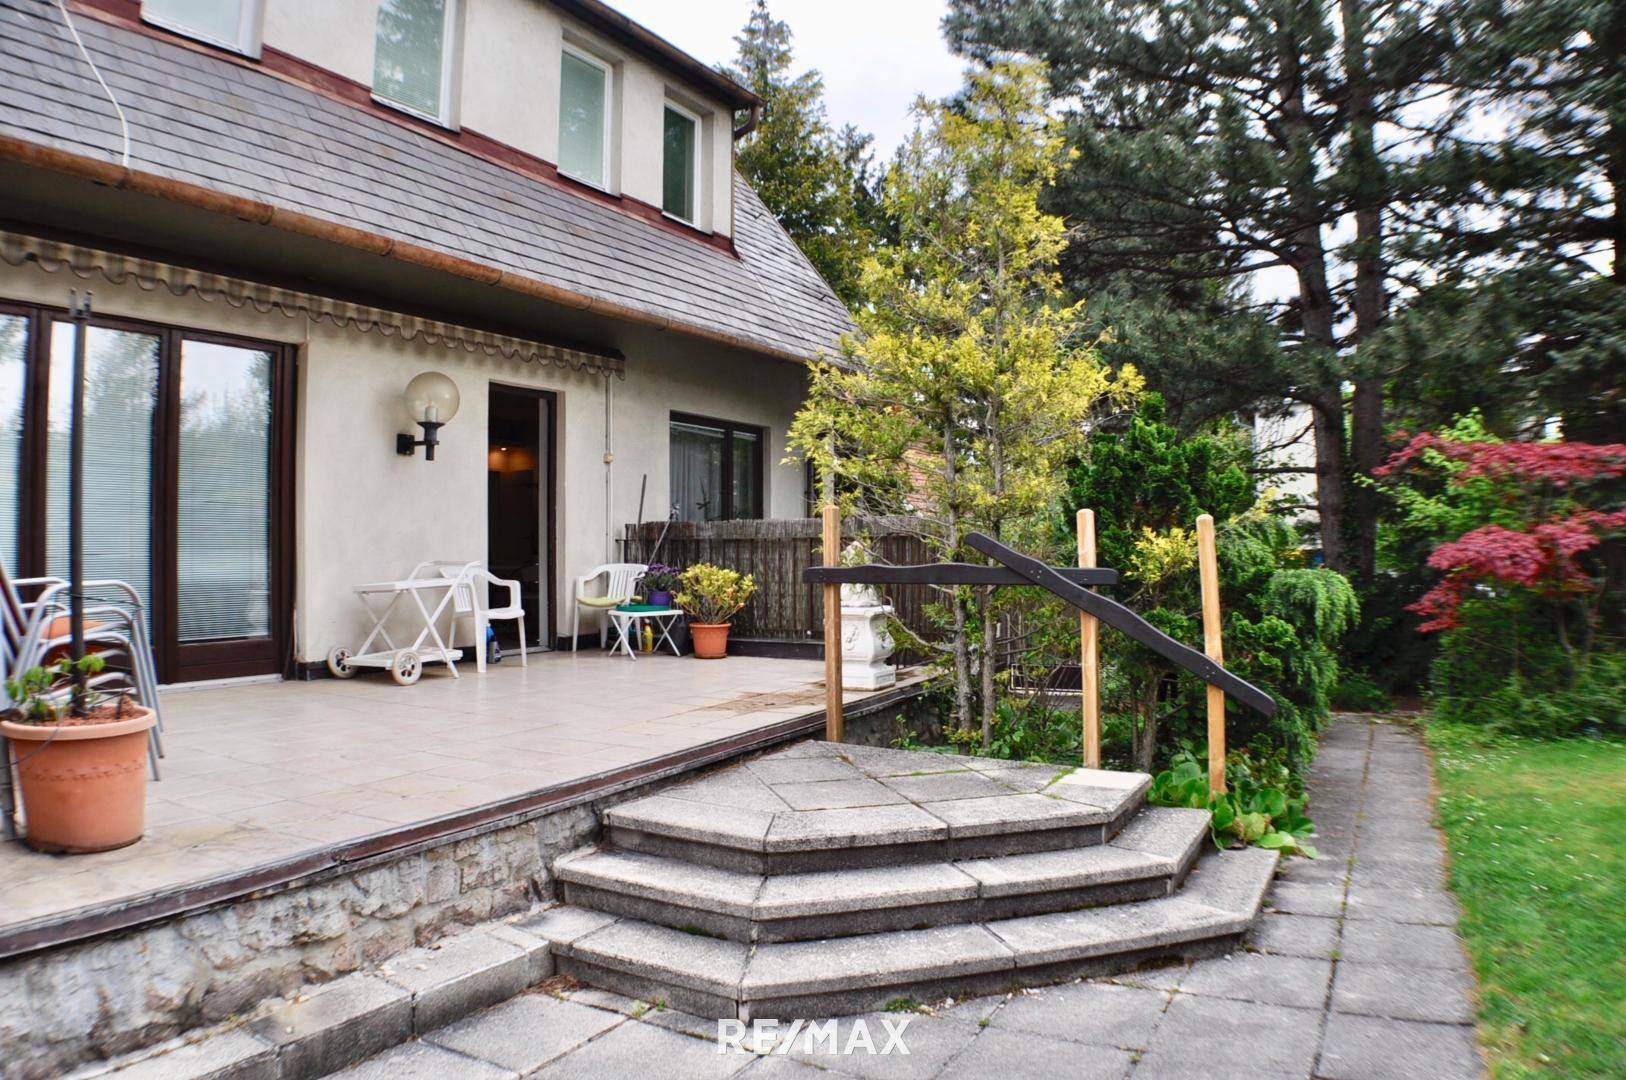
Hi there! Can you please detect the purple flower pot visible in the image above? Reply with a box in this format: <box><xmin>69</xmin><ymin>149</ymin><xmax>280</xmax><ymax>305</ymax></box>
<box><xmin>648</xmin><ymin>590</ymin><xmax>674</xmax><ymax>609</ymax></box>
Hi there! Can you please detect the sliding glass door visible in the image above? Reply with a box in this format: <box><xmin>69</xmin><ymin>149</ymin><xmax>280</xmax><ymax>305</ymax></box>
<box><xmin>171</xmin><ymin>337</ymin><xmax>281</xmax><ymax>676</ymax></box>
<box><xmin>1</xmin><ymin>303</ymin><xmax>291</xmax><ymax>682</ymax></box>
<box><xmin>45</xmin><ymin>322</ymin><xmax>161</xmax><ymax>628</ymax></box>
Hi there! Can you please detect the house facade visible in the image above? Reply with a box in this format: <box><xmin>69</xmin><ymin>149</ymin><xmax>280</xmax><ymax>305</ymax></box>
<box><xmin>0</xmin><ymin>0</ymin><xmax>853</xmax><ymax>681</ymax></box>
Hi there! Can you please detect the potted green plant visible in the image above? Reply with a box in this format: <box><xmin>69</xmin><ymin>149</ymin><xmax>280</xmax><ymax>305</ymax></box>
<box><xmin>638</xmin><ymin>563</ymin><xmax>682</xmax><ymax>609</ymax></box>
<box><xmin>0</xmin><ymin>654</ymin><xmax>156</xmax><ymax>853</ymax></box>
<box><xmin>674</xmin><ymin>563</ymin><xmax>757</xmax><ymax>658</ymax></box>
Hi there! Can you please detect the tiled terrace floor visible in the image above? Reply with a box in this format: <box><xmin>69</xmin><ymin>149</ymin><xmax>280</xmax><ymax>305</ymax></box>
<box><xmin>0</xmin><ymin>652</ymin><xmax>915</xmax><ymax>938</ymax></box>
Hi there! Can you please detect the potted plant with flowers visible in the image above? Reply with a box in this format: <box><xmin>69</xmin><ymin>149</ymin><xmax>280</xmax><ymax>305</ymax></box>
<box><xmin>1</xmin><ymin>653</ymin><xmax>156</xmax><ymax>853</ymax></box>
<box><xmin>638</xmin><ymin>563</ymin><xmax>682</xmax><ymax>610</ymax></box>
<box><xmin>674</xmin><ymin>563</ymin><xmax>757</xmax><ymax>659</ymax></box>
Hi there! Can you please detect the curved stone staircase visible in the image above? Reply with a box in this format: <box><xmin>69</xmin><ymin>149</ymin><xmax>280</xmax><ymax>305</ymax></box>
<box><xmin>527</xmin><ymin>740</ymin><xmax>1277</xmax><ymax>1020</ymax></box>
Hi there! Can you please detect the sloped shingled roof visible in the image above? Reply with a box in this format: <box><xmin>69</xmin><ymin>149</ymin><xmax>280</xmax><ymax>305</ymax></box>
<box><xmin>0</xmin><ymin>0</ymin><xmax>855</xmax><ymax>363</ymax></box>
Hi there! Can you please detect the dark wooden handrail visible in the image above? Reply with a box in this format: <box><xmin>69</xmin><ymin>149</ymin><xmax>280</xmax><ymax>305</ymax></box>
<box><xmin>803</xmin><ymin>564</ymin><xmax>1119</xmax><ymax>587</ymax></box>
<box><xmin>801</xmin><ymin>534</ymin><xmax>1276</xmax><ymax>717</ymax></box>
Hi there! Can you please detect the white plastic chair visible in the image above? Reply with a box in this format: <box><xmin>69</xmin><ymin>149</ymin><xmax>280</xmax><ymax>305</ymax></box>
<box><xmin>436</xmin><ymin>565</ymin><xmax>527</xmax><ymax>671</ymax></box>
<box><xmin>571</xmin><ymin>563</ymin><xmax>647</xmax><ymax>651</ymax></box>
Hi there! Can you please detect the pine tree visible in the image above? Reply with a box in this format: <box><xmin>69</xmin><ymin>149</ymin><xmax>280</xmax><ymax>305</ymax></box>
<box><xmin>943</xmin><ymin>0</ymin><xmax>1466</xmax><ymax>576</ymax></box>
<box><xmin>725</xmin><ymin>1</ymin><xmax>878</xmax><ymax>306</ymax></box>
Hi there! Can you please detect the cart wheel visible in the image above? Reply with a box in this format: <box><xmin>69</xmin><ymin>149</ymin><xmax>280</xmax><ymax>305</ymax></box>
<box><xmin>326</xmin><ymin>646</ymin><xmax>357</xmax><ymax>679</ymax></box>
<box><xmin>390</xmin><ymin>650</ymin><xmax>423</xmax><ymax>686</ymax></box>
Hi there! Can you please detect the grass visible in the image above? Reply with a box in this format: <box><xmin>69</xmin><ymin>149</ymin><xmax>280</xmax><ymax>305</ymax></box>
<box><xmin>1424</xmin><ymin>720</ymin><xmax>1626</xmax><ymax>1078</ymax></box>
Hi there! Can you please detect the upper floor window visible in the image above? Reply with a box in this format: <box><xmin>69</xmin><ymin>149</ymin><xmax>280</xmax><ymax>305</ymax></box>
<box><xmin>373</xmin><ymin>0</ymin><xmax>458</xmax><ymax>125</ymax></box>
<box><xmin>559</xmin><ymin>46</ymin><xmax>611</xmax><ymax>189</ymax></box>
<box><xmin>662</xmin><ymin>103</ymin><xmax>700</xmax><ymax>224</ymax></box>
<box><xmin>142</xmin><ymin>0</ymin><xmax>261</xmax><ymax>56</ymax></box>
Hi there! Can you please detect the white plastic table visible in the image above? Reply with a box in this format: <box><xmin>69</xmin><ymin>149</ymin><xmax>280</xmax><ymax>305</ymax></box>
<box><xmin>605</xmin><ymin>607</ymin><xmax>683</xmax><ymax>660</ymax></box>
<box><xmin>326</xmin><ymin>576</ymin><xmax>466</xmax><ymax>684</ymax></box>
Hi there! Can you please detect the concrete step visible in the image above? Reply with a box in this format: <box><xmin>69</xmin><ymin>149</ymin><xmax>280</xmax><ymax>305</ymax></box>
<box><xmin>529</xmin><ymin>846</ymin><xmax>1277</xmax><ymax>1020</ymax></box>
<box><xmin>560</xmin><ymin>806</ymin><xmax>1210</xmax><ymax>942</ymax></box>
<box><xmin>604</xmin><ymin>741</ymin><xmax>1151</xmax><ymax>873</ymax></box>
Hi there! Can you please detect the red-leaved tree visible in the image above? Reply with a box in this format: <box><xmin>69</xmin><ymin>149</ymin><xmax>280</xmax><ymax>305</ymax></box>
<box><xmin>1375</xmin><ymin>437</ymin><xmax>1626</xmax><ymax>635</ymax></box>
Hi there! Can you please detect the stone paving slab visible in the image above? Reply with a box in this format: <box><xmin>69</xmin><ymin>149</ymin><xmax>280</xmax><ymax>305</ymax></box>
<box><xmin>1318</xmin><ymin>1012</ymin><xmax>1484</xmax><ymax>1080</ymax></box>
<box><xmin>424</xmin><ymin>993</ymin><xmax>625</xmax><ymax>1073</ymax></box>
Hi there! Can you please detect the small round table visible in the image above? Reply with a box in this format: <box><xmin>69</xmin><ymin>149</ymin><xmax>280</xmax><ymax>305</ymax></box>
<box><xmin>605</xmin><ymin>607</ymin><xmax>684</xmax><ymax>659</ymax></box>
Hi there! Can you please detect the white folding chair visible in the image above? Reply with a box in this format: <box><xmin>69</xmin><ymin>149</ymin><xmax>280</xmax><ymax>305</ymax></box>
<box><xmin>571</xmin><ymin>563</ymin><xmax>647</xmax><ymax>652</ymax></box>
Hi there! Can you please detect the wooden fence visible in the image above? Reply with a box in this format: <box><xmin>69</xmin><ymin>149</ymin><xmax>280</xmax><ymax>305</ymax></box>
<box><xmin>621</xmin><ymin>517</ymin><xmax>938</xmax><ymax>643</ymax></box>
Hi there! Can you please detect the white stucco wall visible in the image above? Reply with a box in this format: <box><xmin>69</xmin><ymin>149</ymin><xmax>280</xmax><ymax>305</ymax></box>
<box><xmin>0</xmin><ymin>259</ymin><xmax>808</xmax><ymax>669</ymax></box>
<box><xmin>257</xmin><ymin>0</ymin><xmax>733</xmax><ymax>235</ymax></box>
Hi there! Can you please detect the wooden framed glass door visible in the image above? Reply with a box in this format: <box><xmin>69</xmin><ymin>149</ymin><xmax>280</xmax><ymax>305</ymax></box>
<box><xmin>3</xmin><ymin>302</ymin><xmax>293</xmax><ymax>682</ymax></box>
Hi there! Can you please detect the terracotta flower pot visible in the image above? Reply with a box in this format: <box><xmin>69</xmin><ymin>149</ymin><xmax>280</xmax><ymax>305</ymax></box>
<box><xmin>1</xmin><ymin>705</ymin><xmax>156</xmax><ymax>854</ymax></box>
<box><xmin>689</xmin><ymin>622</ymin><xmax>731</xmax><ymax>659</ymax></box>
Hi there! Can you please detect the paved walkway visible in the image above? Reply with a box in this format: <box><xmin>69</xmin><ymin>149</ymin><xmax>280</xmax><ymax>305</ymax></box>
<box><xmin>331</xmin><ymin>716</ymin><xmax>1485</xmax><ymax>1080</ymax></box>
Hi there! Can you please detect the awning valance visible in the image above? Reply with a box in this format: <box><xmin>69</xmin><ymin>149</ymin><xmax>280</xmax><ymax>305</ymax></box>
<box><xmin>0</xmin><ymin>230</ymin><xmax>625</xmax><ymax>377</ymax></box>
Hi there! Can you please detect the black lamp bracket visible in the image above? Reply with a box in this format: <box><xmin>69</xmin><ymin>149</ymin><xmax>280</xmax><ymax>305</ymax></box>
<box><xmin>397</xmin><ymin>420</ymin><xmax>446</xmax><ymax>460</ymax></box>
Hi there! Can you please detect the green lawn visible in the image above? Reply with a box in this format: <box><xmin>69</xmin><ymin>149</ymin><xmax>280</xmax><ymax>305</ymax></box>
<box><xmin>1425</xmin><ymin>722</ymin><xmax>1626</xmax><ymax>1078</ymax></box>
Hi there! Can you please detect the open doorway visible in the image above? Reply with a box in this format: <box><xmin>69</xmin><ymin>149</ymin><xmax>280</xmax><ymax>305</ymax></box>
<box><xmin>488</xmin><ymin>384</ymin><xmax>554</xmax><ymax>655</ymax></box>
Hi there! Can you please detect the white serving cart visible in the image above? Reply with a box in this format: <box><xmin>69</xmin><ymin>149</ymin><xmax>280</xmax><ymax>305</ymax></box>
<box><xmin>325</xmin><ymin>562</ymin><xmax>476</xmax><ymax>685</ymax></box>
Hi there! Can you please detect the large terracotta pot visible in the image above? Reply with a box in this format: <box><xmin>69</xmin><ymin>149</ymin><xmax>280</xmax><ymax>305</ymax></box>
<box><xmin>1</xmin><ymin>705</ymin><xmax>155</xmax><ymax>854</ymax></box>
<box><xmin>689</xmin><ymin>622</ymin><xmax>731</xmax><ymax>659</ymax></box>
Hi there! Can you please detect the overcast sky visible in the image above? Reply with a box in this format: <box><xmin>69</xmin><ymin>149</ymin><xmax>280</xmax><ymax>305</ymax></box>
<box><xmin>610</xmin><ymin>0</ymin><xmax>968</xmax><ymax>157</ymax></box>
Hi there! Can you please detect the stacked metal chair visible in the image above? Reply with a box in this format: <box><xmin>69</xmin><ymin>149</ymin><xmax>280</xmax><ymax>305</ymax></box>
<box><xmin>0</xmin><ymin>561</ymin><xmax>165</xmax><ymax>841</ymax></box>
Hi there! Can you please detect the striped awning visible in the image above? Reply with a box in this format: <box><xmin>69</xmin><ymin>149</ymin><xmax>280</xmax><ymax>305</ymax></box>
<box><xmin>0</xmin><ymin>230</ymin><xmax>625</xmax><ymax>377</ymax></box>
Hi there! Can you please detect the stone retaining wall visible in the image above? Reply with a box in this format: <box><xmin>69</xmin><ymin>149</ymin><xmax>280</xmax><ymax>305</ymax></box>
<box><xmin>0</xmin><ymin>807</ymin><xmax>600</xmax><ymax>1079</ymax></box>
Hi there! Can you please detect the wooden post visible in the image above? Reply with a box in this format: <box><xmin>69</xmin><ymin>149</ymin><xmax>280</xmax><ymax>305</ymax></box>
<box><xmin>822</xmin><ymin>503</ymin><xmax>844</xmax><ymax>742</ymax></box>
<box><xmin>1196</xmin><ymin>514</ymin><xmax>1226</xmax><ymax>795</ymax></box>
<box><xmin>1076</xmin><ymin>509</ymin><xmax>1100</xmax><ymax>769</ymax></box>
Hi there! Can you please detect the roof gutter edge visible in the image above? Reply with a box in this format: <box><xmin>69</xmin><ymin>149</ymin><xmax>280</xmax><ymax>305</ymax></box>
<box><xmin>0</xmin><ymin>135</ymin><xmax>826</xmax><ymax>368</ymax></box>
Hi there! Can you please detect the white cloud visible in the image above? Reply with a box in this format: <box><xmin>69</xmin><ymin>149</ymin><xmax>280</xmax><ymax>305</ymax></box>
<box><xmin>608</xmin><ymin>0</ymin><xmax>967</xmax><ymax>156</ymax></box>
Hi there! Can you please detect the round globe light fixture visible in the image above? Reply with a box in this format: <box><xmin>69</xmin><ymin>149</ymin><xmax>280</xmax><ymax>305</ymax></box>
<box><xmin>397</xmin><ymin>371</ymin><xmax>460</xmax><ymax>460</ymax></box>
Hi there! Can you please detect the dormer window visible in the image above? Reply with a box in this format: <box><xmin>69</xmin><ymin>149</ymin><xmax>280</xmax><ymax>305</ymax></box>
<box><xmin>662</xmin><ymin>102</ymin><xmax>700</xmax><ymax>225</ymax></box>
<box><xmin>373</xmin><ymin>0</ymin><xmax>458</xmax><ymax>126</ymax></box>
<box><xmin>559</xmin><ymin>46</ymin><xmax>612</xmax><ymax>189</ymax></box>
<box><xmin>142</xmin><ymin>0</ymin><xmax>261</xmax><ymax>56</ymax></box>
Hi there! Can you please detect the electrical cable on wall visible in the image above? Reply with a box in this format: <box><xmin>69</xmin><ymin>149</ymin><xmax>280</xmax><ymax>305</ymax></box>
<box><xmin>54</xmin><ymin>0</ymin><xmax>131</xmax><ymax>168</ymax></box>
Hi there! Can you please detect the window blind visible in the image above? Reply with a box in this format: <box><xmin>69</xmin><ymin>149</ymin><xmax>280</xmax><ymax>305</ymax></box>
<box><xmin>45</xmin><ymin>323</ymin><xmax>159</xmax><ymax>625</ymax></box>
<box><xmin>0</xmin><ymin>314</ymin><xmax>25</xmax><ymax>574</ymax></box>
<box><xmin>176</xmin><ymin>341</ymin><xmax>274</xmax><ymax>643</ymax></box>
<box><xmin>374</xmin><ymin>0</ymin><xmax>448</xmax><ymax>119</ymax></box>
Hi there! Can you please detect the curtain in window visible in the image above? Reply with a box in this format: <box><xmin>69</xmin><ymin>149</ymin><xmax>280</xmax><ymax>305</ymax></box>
<box><xmin>374</xmin><ymin>0</ymin><xmax>447</xmax><ymax>118</ymax></box>
<box><xmin>0</xmin><ymin>314</ymin><xmax>25</xmax><ymax>574</ymax></box>
<box><xmin>662</xmin><ymin>107</ymin><xmax>696</xmax><ymax>220</ymax></box>
<box><xmin>177</xmin><ymin>342</ymin><xmax>274</xmax><ymax>642</ymax></box>
<box><xmin>671</xmin><ymin>420</ymin><xmax>724</xmax><ymax>523</ymax></box>
<box><xmin>731</xmin><ymin>429</ymin><xmax>760</xmax><ymax>519</ymax></box>
<box><xmin>559</xmin><ymin>52</ymin><xmax>606</xmax><ymax>186</ymax></box>
<box><xmin>45</xmin><ymin>323</ymin><xmax>159</xmax><ymax>622</ymax></box>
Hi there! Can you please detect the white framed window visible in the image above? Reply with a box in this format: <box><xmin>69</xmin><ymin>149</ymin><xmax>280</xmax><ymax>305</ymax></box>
<box><xmin>662</xmin><ymin>100</ymin><xmax>701</xmax><ymax>225</ymax></box>
<box><xmin>142</xmin><ymin>0</ymin><xmax>261</xmax><ymax>56</ymax></box>
<box><xmin>558</xmin><ymin>44</ymin><xmax>612</xmax><ymax>190</ymax></box>
<box><xmin>373</xmin><ymin>0</ymin><xmax>459</xmax><ymax>126</ymax></box>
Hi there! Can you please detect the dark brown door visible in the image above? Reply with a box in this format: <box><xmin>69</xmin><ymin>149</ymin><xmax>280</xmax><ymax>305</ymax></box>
<box><xmin>5</xmin><ymin>304</ymin><xmax>294</xmax><ymax>682</ymax></box>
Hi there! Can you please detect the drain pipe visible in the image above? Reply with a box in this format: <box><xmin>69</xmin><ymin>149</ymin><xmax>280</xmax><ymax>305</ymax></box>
<box><xmin>603</xmin><ymin>371</ymin><xmax>614</xmax><ymax>562</ymax></box>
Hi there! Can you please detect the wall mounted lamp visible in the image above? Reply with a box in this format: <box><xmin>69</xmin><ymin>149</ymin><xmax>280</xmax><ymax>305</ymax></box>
<box><xmin>397</xmin><ymin>371</ymin><xmax>460</xmax><ymax>461</ymax></box>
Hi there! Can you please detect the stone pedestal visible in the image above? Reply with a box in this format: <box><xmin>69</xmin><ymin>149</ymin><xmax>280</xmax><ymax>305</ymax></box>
<box><xmin>840</xmin><ymin>599</ymin><xmax>896</xmax><ymax>691</ymax></box>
